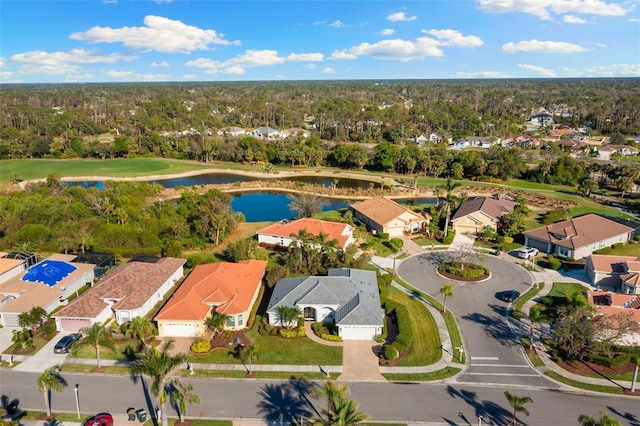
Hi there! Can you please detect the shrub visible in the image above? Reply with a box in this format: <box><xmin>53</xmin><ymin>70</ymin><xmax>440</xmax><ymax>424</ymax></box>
<box><xmin>612</xmin><ymin>242</ymin><xmax>624</xmax><ymax>250</ymax></box>
<box><xmin>503</xmin><ymin>236</ymin><xmax>514</xmax><ymax>244</ymax></box>
<box><xmin>279</xmin><ymin>326</ymin><xmax>305</xmax><ymax>338</ymax></box>
<box><xmin>384</xmin><ymin>301</ymin><xmax>412</xmax><ymax>353</ymax></box>
<box><xmin>320</xmin><ymin>333</ymin><xmax>342</xmax><ymax>342</ymax></box>
<box><xmin>190</xmin><ymin>339</ymin><xmax>211</xmax><ymax>353</ymax></box>
<box><xmin>587</xmin><ymin>353</ymin><xmax>630</xmax><ymax>368</ymax></box>
<box><xmin>378</xmin><ymin>232</ymin><xmax>390</xmax><ymax>240</ymax></box>
<box><xmin>41</xmin><ymin>321</ymin><xmax>56</xmax><ymax>337</ymax></box>
<box><xmin>440</xmin><ymin>262</ymin><xmax>488</xmax><ymax>278</ymax></box>
<box><xmin>547</xmin><ymin>255</ymin><xmax>562</xmax><ymax>270</ymax></box>
<box><xmin>440</xmin><ymin>229</ymin><xmax>455</xmax><ymax>245</ymax></box>
<box><xmin>383</xmin><ymin>344</ymin><xmax>398</xmax><ymax>360</ymax></box>
<box><xmin>311</xmin><ymin>322</ymin><xmax>323</xmax><ymax>336</ymax></box>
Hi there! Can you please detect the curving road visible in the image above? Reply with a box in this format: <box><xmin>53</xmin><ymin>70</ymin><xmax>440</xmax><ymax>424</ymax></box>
<box><xmin>398</xmin><ymin>251</ymin><xmax>556</xmax><ymax>388</ymax></box>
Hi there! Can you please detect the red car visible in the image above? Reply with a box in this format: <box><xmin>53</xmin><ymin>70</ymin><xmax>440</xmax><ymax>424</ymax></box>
<box><xmin>83</xmin><ymin>413</ymin><xmax>113</xmax><ymax>426</ymax></box>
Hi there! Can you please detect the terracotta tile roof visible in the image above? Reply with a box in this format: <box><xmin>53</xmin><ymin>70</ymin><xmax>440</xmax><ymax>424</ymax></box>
<box><xmin>451</xmin><ymin>197</ymin><xmax>515</xmax><ymax>222</ymax></box>
<box><xmin>257</xmin><ymin>218</ymin><xmax>353</xmax><ymax>248</ymax></box>
<box><xmin>350</xmin><ymin>196</ymin><xmax>426</xmax><ymax>227</ymax></box>
<box><xmin>621</xmin><ymin>273</ymin><xmax>640</xmax><ymax>286</ymax></box>
<box><xmin>524</xmin><ymin>214</ymin><xmax>633</xmax><ymax>250</ymax></box>
<box><xmin>53</xmin><ymin>257</ymin><xmax>185</xmax><ymax>319</ymax></box>
<box><xmin>588</xmin><ymin>291</ymin><xmax>640</xmax><ymax>322</ymax></box>
<box><xmin>588</xmin><ymin>255</ymin><xmax>640</xmax><ymax>273</ymax></box>
<box><xmin>155</xmin><ymin>259</ymin><xmax>267</xmax><ymax>321</ymax></box>
<box><xmin>0</xmin><ymin>258</ymin><xmax>94</xmax><ymax>315</ymax></box>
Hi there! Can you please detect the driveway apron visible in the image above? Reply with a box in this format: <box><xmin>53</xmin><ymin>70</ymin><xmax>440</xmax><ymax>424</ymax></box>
<box><xmin>339</xmin><ymin>340</ymin><xmax>384</xmax><ymax>382</ymax></box>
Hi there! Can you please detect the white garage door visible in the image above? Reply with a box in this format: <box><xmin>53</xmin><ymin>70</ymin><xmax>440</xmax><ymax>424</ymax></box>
<box><xmin>60</xmin><ymin>318</ymin><xmax>91</xmax><ymax>332</ymax></box>
<box><xmin>162</xmin><ymin>323</ymin><xmax>197</xmax><ymax>337</ymax></box>
<box><xmin>339</xmin><ymin>326</ymin><xmax>376</xmax><ymax>340</ymax></box>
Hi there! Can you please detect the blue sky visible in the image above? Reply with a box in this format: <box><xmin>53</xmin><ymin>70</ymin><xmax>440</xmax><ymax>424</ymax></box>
<box><xmin>1</xmin><ymin>0</ymin><xmax>639</xmax><ymax>83</ymax></box>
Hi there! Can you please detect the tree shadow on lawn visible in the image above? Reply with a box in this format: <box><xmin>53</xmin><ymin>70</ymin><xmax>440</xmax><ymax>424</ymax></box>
<box><xmin>460</xmin><ymin>305</ymin><xmax>519</xmax><ymax>348</ymax></box>
<box><xmin>446</xmin><ymin>386</ymin><xmax>527</xmax><ymax>426</ymax></box>
<box><xmin>257</xmin><ymin>378</ymin><xmax>320</xmax><ymax>425</ymax></box>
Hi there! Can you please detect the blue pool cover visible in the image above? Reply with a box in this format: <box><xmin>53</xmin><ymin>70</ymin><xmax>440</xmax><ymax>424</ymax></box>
<box><xmin>22</xmin><ymin>260</ymin><xmax>77</xmax><ymax>287</ymax></box>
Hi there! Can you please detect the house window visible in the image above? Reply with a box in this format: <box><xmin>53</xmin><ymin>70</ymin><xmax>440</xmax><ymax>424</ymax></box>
<box><xmin>598</xmin><ymin>240</ymin><xmax>605</xmax><ymax>249</ymax></box>
<box><xmin>238</xmin><ymin>314</ymin><xmax>244</xmax><ymax>326</ymax></box>
<box><xmin>226</xmin><ymin>316</ymin><xmax>235</xmax><ymax>327</ymax></box>
<box><xmin>557</xmin><ymin>246</ymin><xmax>571</xmax><ymax>257</ymax></box>
<box><xmin>121</xmin><ymin>311</ymin><xmax>130</xmax><ymax>323</ymax></box>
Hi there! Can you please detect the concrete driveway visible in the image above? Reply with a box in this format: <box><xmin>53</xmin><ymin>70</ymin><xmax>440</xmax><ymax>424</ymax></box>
<box><xmin>339</xmin><ymin>340</ymin><xmax>384</xmax><ymax>382</ymax></box>
<box><xmin>398</xmin><ymin>251</ymin><xmax>557</xmax><ymax>388</ymax></box>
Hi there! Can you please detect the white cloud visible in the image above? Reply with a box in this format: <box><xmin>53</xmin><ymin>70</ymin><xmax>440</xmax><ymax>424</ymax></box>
<box><xmin>70</xmin><ymin>15</ymin><xmax>239</xmax><ymax>54</ymax></box>
<box><xmin>331</xmin><ymin>38</ymin><xmax>443</xmax><ymax>61</ymax></box>
<box><xmin>232</xmin><ymin>49</ymin><xmax>286</xmax><ymax>66</ymax></box>
<box><xmin>629</xmin><ymin>17</ymin><xmax>640</xmax><ymax>22</ymax></box>
<box><xmin>502</xmin><ymin>39</ymin><xmax>587</xmax><ymax>53</ymax></box>
<box><xmin>106</xmin><ymin>70</ymin><xmax>135</xmax><ymax>78</ymax></box>
<box><xmin>11</xmin><ymin>48</ymin><xmax>136</xmax><ymax>65</ymax></box>
<box><xmin>387</xmin><ymin>12</ymin><xmax>417</xmax><ymax>22</ymax></box>
<box><xmin>329</xmin><ymin>20</ymin><xmax>346</xmax><ymax>28</ymax></box>
<box><xmin>305</xmin><ymin>63</ymin><xmax>317</xmax><ymax>69</ymax></box>
<box><xmin>563</xmin><ymin>14</ymin><xmax>587</xmax><ymax>23</ymax></box>
<box><xmin>322</xmin><ymin>67</ymin><xmax>336</xmax><ymax>74</ymax></box>
<box><xmin>478</xmin><ymin>0</ymin><xmax>629</xmax><ymax>20</ymax></box>
<box><xmin>452</xmin><ymin>71</ymin><xmax>512</xmax><ymax>78</ymax></box>
<box><xmin>183</xmin><ymin>74</ymin><xmax>198</xmax><ymax>80</ymax></box>
<box><xmin>563</xmin><ymin>63</ymin><xmax>640</xmax><ymax>77</ymax></box>
<box><xmin>518</xmin><ymin>63</ymin><xmax>557</xmax><ymax>77</ymax></box>
<box><xmin>151</xmin><ymin>61</ymin><xmax>169</xmax><ymax>67</ymax></box>
<box><xmin>380</xmin><ymin>29</ymin><xmax>395</xmax><ymax>36</ymax></box>
<box><xmin>287</xmin><ymin>53</ymin><xmax>324</xmax><ymax>62</ymax></box>
<box><xmin>423</xmin><ymin>29</ymin><xmax>484</xmax><ymax>47</ymax></box>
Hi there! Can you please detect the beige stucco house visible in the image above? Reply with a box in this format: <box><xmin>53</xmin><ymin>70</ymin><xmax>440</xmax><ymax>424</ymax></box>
<box><xmin>349</xmin><ymin>196</ymin><xmax>429</xmax><ymax>237</ymax></box>
<box><xmin>450</xmin><ymin>197</ymin><xmax>515</xmax><ymax>235</ymax></box>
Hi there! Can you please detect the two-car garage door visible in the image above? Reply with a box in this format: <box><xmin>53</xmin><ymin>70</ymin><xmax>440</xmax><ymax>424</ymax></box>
<box><xmin>338</xmin><ymin>325</ymin><xmax>379</xmax><ymax>340</ymax></box>
<box><xmin>59</xmin><ymin>318</ymin><xmax>91</xmax><ymax>332</ymax></box>
<box><xmin>161</xmin><ymin>323</ymin><xmax>197</xmax><ymax>338</ymax></box>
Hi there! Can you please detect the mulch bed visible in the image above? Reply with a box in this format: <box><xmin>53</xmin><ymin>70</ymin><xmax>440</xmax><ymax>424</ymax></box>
<box><xmin>558</xmin><ymin>359</ymin><xmax>640</xmax><ymax>396</ymax></box>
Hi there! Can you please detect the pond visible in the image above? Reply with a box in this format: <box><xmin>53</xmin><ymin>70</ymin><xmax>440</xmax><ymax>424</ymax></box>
<box><xmin>232</xmin><ymin>192</ymin><xmax>436</xmax><ymax>222</ymax></box>
<box><xmin>66</xmin><ymin>173</ymin><xmax>378</xmax><ymax>190</ymax></box>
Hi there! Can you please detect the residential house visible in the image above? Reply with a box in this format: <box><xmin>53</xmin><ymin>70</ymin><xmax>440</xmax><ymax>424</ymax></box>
<box><xmin>586</xmin><ymin>291</ymin><xmax>640</xmax><ymax>344</ymax></box>
<box><xmin>280</xmin><ymin>128</ymin><xmax>311</xmax><ymax>139</ymax></box>
<box><xmin>217</xmin><ymin>127</ymin><xmax>246</xmax><ymax>138</ymax></box>
<box><xmin>415</xmin><ymin>135</ymin><xmax>429</xmax><ymax>145</ymax></box>
<box><xmin>598</xmin><ymin>145</ymin><xmax>639</xmax><ymax>161</ymax></box>
<box><xmin>530</xmin><ymin>113</ymin><xmax>553</xmax><ymax>126</ymax></box>
<box><xmin>503</xmin><ymin>135</ymin><xmax>540</xmax><ymax>149</ymax></box>
<box><xmin>52</xmin><ymin>256</ymin><xmax>185</xmax><ymax>332</ymax></box>
<box><xmin>155</xmin><ymin>259</ymin><xmax>267</xmax><ymax>337</ymax></box>
<box><xmin>257</xmin><ymin>218</ymin><xmax>355</xmax><ymax>250</ymax></box>
<box><xmin>350</xmin><ymin>196</ymin><xmax>429</xmax><ymax>237</ymax></box>
<box><xmin>0</xmin><ymin>254</ymin><xmax>96</xmax><ymax>327</ymax></box>
<box><xmin>248</xmin><ymin>126</ymin><xmax>280</xmax><ymax>139</ymax></box>
<box><xmin>585</xmin><ymin>255</ymin><xmax>640</xmax><ymax>288</ymax></box>
<box><xmin>450</xmin><ymin>197</ymin><xmax>516</xmax><ymax>235</ymax></box>
<box><xmin>453</xmin><ymin>136</ymin><xmax>500</xmax><ymax>149</ymax></box>
<box><xmin>0</xmin><ymin>252</ymin><xmax>35</xmax><ymax>285</ymax></box>
<box><xmin>523</xmin><ymin>214</ymin><xmax>633</xmax><ymax>259</ymax></box>
<box><xmin>267</xmin><ymin>268</ymin><xmax>383</xmax><ymax>340</ymax></box>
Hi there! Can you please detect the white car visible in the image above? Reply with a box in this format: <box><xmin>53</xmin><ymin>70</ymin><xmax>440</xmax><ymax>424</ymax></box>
<box><xmin>517</xmin><ymin>247</ymin><xmax>539</xmax><ymax>259</ymax></box>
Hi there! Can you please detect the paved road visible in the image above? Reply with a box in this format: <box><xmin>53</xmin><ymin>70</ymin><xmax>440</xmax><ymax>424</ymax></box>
<box><xmin>397</xmin><ymin>251</ymin><xmax>554</xmax><ymax>388</ymax></box>
<box><xmin>1</xmin><ymin>370</ymin><xmax>638</xmax><ymax>425</ymax></box>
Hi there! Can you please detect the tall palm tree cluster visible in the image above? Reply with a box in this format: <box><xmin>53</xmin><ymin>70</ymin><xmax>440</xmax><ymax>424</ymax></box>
<box><xmin>311</xmin><ymin>381</ymin><xmax>369</xmax><ymax>426</ymax></box>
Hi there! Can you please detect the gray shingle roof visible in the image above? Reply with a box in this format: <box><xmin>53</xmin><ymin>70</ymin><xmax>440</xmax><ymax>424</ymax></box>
<box><xmin>267</xmin><ymin>268</ymin><xmax>382</xmax><ymax>327</ymax></box>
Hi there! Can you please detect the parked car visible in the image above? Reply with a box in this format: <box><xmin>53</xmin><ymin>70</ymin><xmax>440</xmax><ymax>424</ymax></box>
<box><xmin>83</xmin><ymin>413</ymin><xmax>113</xmax><ymax>426</ymax></box>
<box><xmin>517</xmin><ymin>247</ymin><xmax>539</xmax><ymax>259</ymax></box>
<box><xmin>501</xmin><ymin>290</ymin><xmax>521</xmax><ymax>303</ymax></box>
<box><xmin>53</xmin><ymin>333</ymin><xmax>80</xmax><ymax>354</ymax></box>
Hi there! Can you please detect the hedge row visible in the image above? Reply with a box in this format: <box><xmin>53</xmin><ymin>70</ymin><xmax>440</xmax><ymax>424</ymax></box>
<box><xmin>190</xmin><ymin>339</ymin><xmax>211</xmax><ymax>353</ymax></box>
<box><xmin>440</xmin><ymin>262</ymin><xmax>488</xmax><ymax>278</ymax></box>
<box><xmin>586</xmin><ymin>352</ymin><xmax>631</xmax><ymax>368</ymax></box>
<box><xmin>279</xmin><ymin>326</ymin><xmax>305</xmax><ymax>338</ymax></box>
<box><xmin>384</xmin><ymin>300</ymin><xmax>412</xmax><ymax>354</ymax></box>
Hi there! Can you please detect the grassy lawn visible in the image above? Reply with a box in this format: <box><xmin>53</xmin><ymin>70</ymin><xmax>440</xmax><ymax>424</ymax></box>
<box><xmin>68</xmin><ymin>338</ymin><xmax>141</xmax><ymax>361</ymax></box>
<box><xmin>0</xmin><ymin>158</ymin><xmax>217</xmax><ymax>183</ymax></box>
<box><xmin>544</xmin><ymin>371</ymin><xmax>624</xmax><ymax>395</ymax></box>
<box><xmin>2</xmin><ymin>333</ymin><xmax>54</xmax><ymax>355</ymax></box>
<box><xmin>186</xmin><ymin>326</ymin><xmax>342</xmax><ymax>366</ymax></box>
<box><xmin>382</xmin><ymin>367</ymin><xmax>462</xmax><ymax>382</ymax></box>
<box><xmin>592</xmin><ymin>242</ymin><xmax>640</xmax><ymax>257</ymax></box>
<box><xmin>355</xmin><ymin>229</ymin><xmax>393</xmax><ymax>257</ymax></box>
<box><xmin>511</xmin><ymin>282</ymin><xmax>544</xmax><ymax>319</ymax></box>
<box><xmin>413</xmin><ymin>237</ymin><xmax>441</xmax><ymax>246</ymax></box>
<box><xmin>313</xmin><ymin>209</ymin><xmax>348</xmax><ymax>222</ymax></box>
<box><xmin>386</xmin><ymin>286</ymin><xmax>440</xmax><ymax>366</ymax></box>
<box><xmin>535</xmin><ymin>282</ymin><xmax>589</xmax><ymax>322</ymax></box>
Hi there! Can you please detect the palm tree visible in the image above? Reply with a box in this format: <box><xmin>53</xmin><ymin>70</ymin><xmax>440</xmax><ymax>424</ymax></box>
<box><xmin>276</xmin><ymin>305</ymin><xmax>303</xmax><ymax>329</ymax></box>
<box><xmin>210</xmin><ymin>213</ymin><xmax>227</xmax><ymax>245</ymax></box>
<box><xmin>437</xmin><ymin>178</ymin><xmax>462</xmax><ymax>237</ymax></box>
<box><xmin>314</xmin><ymin>395</ymin><xmax>369</xmax><ymax>426</ymax></box>
<box><xmin>36</xmin><ymin>367</ymin><xmax>67</xmax><ymax>417</ymax></box>
<box><xmin>578</xmin><ymin>410</ymin><xmax>621</xmax><ymax>426</ymax></box>
<box><xmin>74</xmin><ymin>322</ymin><xmax>116</xmax><ymax>368</ymax></box>
<box><xmin>310</xmin><ymin>380</ymin><xmax>349</xmax><ymax>414</ymax></box>
<box><xmin>504</xmin><ymin>391</ymin><xmax>533</xmax><ymax>425</ymax></box>
<box><xmin>205</xmin><ymin>312</ymin><xmax>230</xmax><ymax>336</ymax></box>
<box><xmin>169</xmin><ymin>379</ymin><xmax>201</xmax><ymax>423</ymax></box>
<box><xmin>440</xmin><ymin>282</ymin><xmax>456</xmax><ymax>313</ymax></box>
<box><xmin>129</xmin><ymin>340</ymin><xmax>187</xmax><ymax>426</ymax></box>
<box><xmin>239</xmin><ymin>344</ymin><xmax>260</xmax><ymax>374</ymax></box>
<box><xmin>125</xmin><ymin>316</ymin><xmax>156</xmax><ymax>347</ymax></box>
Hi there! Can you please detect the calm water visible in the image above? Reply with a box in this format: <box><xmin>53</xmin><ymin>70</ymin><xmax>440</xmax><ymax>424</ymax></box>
<box><xmin>232</xmin><ymin>192</ymin><xmax>436</xmax><ymax>222</ymax></box>
<box><xmin>67</xmin><ymin>173</ymin><xmax>377</xmax><ymax>189</ymax></box>
<box><xmin>64</xmin><ymin>174</ymin><xmax>435</xmax><ymax>222</ymax></box>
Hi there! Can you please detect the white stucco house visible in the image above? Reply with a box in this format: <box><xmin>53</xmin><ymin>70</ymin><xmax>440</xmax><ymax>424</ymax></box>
<box><xmin>267</xmin><ymin>268</ymin><xmax>384</xmax><ymax>340</ymax></box>
<box><xmin>257</xmin><ymin>218</ymin><xmax>355</xmax><ymax>250</ymax></box>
